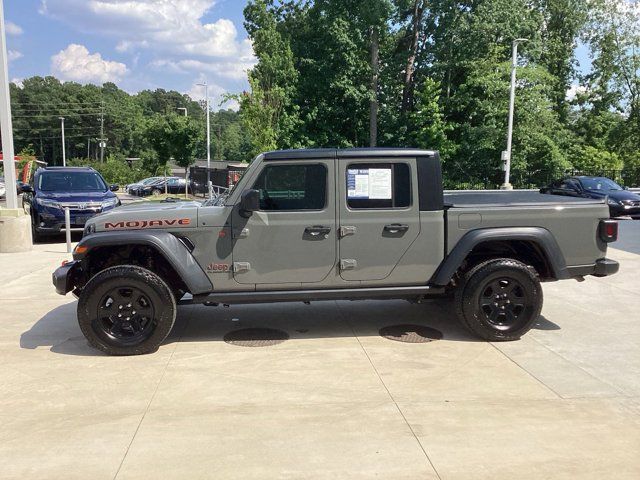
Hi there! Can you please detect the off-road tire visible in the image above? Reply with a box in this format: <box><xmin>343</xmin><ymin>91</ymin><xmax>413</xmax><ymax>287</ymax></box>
<box><xmin>454</xmin><ymin>258</ymin><xmax>542</xmax><ymax>341</ymax></box>
<box><xmin>78</xmin><ymin>265</ymin><xmax>176</xmax><ymax>355</ymax></box>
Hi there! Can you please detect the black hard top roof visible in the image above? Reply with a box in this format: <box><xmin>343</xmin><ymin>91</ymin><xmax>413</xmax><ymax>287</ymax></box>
<box><xmin>262</xmin><ymin>148</ymin><xmax>438</xmax><ymax>160</ymax></box>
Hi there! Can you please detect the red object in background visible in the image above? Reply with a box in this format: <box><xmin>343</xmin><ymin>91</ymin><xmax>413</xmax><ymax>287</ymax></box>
<box><xmin>0</xmin><ymin>153</ymin><xmax>37</xmax><ymax>182</ymax></box>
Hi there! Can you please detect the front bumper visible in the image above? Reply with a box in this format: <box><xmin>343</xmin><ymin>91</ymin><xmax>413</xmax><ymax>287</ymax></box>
<box><xmin>611</xmin><ymin>205</ymin><xmax>640</xmax><ymax>217</ymax></box>
<box><xmin>52</xmin><ymin>261</ymin><xmax>80</xmax><ymax>295</ymax></box>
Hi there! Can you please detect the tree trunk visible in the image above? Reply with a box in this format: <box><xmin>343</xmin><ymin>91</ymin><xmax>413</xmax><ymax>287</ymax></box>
<box><xmin>401</xmin><ymin>0</ymin><xmax>425</xmax><ymax>114</ymax></box>
<box><xmin>370</xmin><ymin>26</ymin><xmax>379</xmax><ymax>147</ymax></box>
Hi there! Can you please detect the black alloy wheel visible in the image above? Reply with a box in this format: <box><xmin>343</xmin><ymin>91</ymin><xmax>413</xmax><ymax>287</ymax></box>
<box><xmin>478</xmin><ymin>277</ymin><xmax>529</xmax><ymax>329</ymax></box>
<box><xmin>96</xmin><ymin>286</ymin><xmax>156</xmax><ymax>346</ymax></box>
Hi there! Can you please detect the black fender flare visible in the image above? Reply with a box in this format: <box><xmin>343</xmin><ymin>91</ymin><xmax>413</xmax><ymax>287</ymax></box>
<box><xmin>430</xmin><ymin>227</ymin><xmax>569</xmax><ymax>286</ymax></box>
<box><xmin>74</xmin><ymin>230</ymin><xmax>213</xmax><ymax>295</ymax></box>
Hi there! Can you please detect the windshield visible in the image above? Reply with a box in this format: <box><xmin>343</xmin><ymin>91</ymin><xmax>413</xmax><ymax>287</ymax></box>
<box><xmin>38</xmin><ymin>171</ymin><xmax>108</xmax><ymax>192</ymax></box>
<box><xmin>579</xmin><ymin>177</ymin><xmax>622</xmax><ymax>191</ymax></box>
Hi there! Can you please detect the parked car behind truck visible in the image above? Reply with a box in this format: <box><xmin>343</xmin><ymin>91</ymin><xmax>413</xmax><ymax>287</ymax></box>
<box><xmin>541</xmin><ymin>176</ymin><xmax>640</xmax><ymax>218</ymax></box>
<box><xmin>23</xmin><ymin>166</ymin><xmax>120</xmax><ymax>241</ymax></box>
<box><xmin>53</xmin><ymin>148</ymin><xmax>619</xmax><ymax>355</ymax></box>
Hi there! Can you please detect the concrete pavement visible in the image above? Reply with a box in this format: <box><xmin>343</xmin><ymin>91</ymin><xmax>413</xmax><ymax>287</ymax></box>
<box><xmin>0</xmin><ymin>240</ymin><xmax>638</xmax><ymax>479</ymax></box>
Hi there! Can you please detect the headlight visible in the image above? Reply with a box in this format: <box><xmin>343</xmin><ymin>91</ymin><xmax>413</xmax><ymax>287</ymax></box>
<box><xmin>36</xmin><ymin>198</ymin><xmax>61</xmax><ymax>209</ymax></box>
<box><xmin>607</xmin><ymin>197</ymin><xmax>621</xmax><ymax>206</ymax></box>
<box><xmin>101</xmin><ymin>198</ymin><xmax>118</xmax><ymax>209</ymax></box>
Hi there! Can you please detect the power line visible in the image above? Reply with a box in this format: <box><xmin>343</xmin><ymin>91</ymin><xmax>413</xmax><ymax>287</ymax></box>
<box><xmin>12</xmin><ymin>102</ymin><xmax>102</xmax><ymax>106</ymax></box>
<box><xmin>13</xmin><ymin>109</ymin><xmax>103</xmax><ymax>113</ymax></box>
<box><xmin>18</xmin><ymin>134</ymin><xmax>99</xmax><ymax>140</ymax></box>
<box><xmin>11</xmin><ymin>112</ymin><xmax>104</xmax><ymax>118</ymax></box>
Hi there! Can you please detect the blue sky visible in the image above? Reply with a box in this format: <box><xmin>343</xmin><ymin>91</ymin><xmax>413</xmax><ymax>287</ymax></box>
<box><xmin>5</xmin><ymin>0</ymin><xmax>592</xmax><ymax>107</ymax></box>
<box><xmin>5</xmin><ymin>0</ymin><xmax>253</xmax><ymax>109</ymax></box>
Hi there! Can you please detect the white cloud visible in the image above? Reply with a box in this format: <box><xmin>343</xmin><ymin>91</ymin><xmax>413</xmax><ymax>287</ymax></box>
<box><xmin>566</xmin><ymin>84</ymin><xmax>587</xmax><ymax>101</ymax></box>
<box><xmin>39</xmin><ymin>0</ymin><xmax>254</xmax><ymax>60</ymax></box>
<box><xmin>5</xmin><ymin>22</ymin><xmax>23</xmax><ymax>36</ymax></box>
<box><xmin>186</xmin><ymin>75</ymin><xmax>239</xmax><ymax>111</ymax></box>
<box><xmin>51</xmin><ymin>44</ymin><xmax>128</xmax><ymax>84</ymax></box>
<box><xmin>8</xmin><ymin>50</ymin><xmax>23</xmax><ymax>62</ymax></box>
<box><xmin>149</xmin><ymin>45</ymin><xmax>256</xmax><ymax>80</ymax></box>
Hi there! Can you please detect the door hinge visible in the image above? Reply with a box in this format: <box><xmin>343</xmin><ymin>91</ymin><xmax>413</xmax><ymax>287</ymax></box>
<box><xmin>340</xmin><ymin>259</ymin><xmax>357</xmax><ymax>271</ymax></box>
<box><xmin>339</xmin><ymin>225</ymin><xmax>357</xmax><ymax>238</ymax></box>
<box><xmin>233</xmin><ymin>262</ymin><xmax>251</xmax><ymax>273</ymax></box>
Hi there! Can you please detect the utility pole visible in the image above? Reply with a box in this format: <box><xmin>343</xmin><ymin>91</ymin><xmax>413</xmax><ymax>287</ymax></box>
<box><xmin>0</xmin><ymin>0</ymin><xmax>17</xmax><ymax>209</ymax></box>
<box><xmin>501</xmin><ymin>38</ymin><xmax>527</xmax><ymax>190</ymax></box>
<box><xmin>217</xmin><ymin>125</ymin><xmax>222</xmax><ymax>160</ymax></box>
<box><xmin>59</xmin><ymin>117</ymin><xmax>66</xmax><ymax>166</ymax></box>
<box><xmin>87</xmin><ymin>137</ymin><xmax>90</xmax><ymax>159</ymax></box>
<box><xmin>197</xmin><ymin>81</ymin><xmax>212</xmax><ymax>199</ymax></box>
<box><xmin>99</xmin><ymin>101</ymin><xmax>105</xmax><ymax>163</ymax></box>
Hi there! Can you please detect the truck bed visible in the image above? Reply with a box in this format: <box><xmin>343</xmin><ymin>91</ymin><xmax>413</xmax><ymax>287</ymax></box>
<box><xmin>444</xmin><ymin>190</ymin><xmax>604</xmax><ymax>208</ymax></box>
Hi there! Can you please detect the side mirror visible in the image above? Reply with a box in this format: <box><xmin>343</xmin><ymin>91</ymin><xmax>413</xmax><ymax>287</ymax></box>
<box><xmin>109</xmin><ymin>184</ymin><xmax>119</xmax><ymax>192</ymax></box>
<box><xmin>239</xmin><ymin>189</ymin><xmax>260</xmax><ymax>217</ymax></box>
<box><xmin>20</xmin><ymin>184</ymin><xmax>34</xmax><ymax>193</ymax></box>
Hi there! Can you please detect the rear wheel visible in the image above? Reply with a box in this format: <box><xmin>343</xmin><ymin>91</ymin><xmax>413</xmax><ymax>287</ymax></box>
<box><xmin>78</xmin><ymin>265</ymin><xmax>176</xmax><ymax>355</ymax></box>
<box><xmin>454</xmin><ymin>258</ymin><xmax>542</xmax><ymax>341</ymax></box>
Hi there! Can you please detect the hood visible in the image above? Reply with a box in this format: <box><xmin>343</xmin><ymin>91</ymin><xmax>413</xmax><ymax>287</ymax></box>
<box><xmin>88</xmin><ymin>200</ymin><xmax>203</xmax><ymax>233</ymax></box>
<box><xmin>38</xmin><ymin>190</ymin><xmax>116</xmax><ymax>202</ymax></box>
<box><xmin>586</xmin><ymin>189</ymin><xmax>640</xmax><ymax>201</ymax></box>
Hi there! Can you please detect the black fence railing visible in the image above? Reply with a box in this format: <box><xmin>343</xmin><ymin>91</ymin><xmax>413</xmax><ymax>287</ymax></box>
<box><xmin>443</xmin><ymin>168</ymin><xmax>640</xmax><ymax>190</ymax></box>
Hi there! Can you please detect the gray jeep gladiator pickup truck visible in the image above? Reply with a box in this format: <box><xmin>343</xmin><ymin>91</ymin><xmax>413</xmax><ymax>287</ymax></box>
<box><xmin>53</xmin><ymin>148</ymin><xmax>620</xmax><ymax>355</ymax></box>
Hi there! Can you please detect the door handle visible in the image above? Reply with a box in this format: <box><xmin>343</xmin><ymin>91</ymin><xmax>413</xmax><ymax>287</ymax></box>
<box><xmin>384</xmin><ymin>224</ymin><xmax>409</xmax><ymax>234</ymax></box>
<box><xmin>305</xmin><ymin>225</ymin><xmax>332</xmax><ymax>237</ymax></box>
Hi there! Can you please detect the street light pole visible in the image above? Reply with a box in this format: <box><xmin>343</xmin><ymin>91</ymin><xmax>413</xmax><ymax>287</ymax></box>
<box><xmin>197</xmin><ymin>81</ymin><xmax>212</xmax><ymax>199</ymax></box>
<box><xmin>501</xmin><ymin>38</ymin><xmax>527</xmax><ymax>190</ymax></box>
<box><xmin>0</xmin><ymin>0</ymin><xmax>17</xmax><ymax>209</ymax></box>
<box><xmin>59</xmin><ymin>117</ymin><xmax>66</xmax><ymax>167</ymax></box>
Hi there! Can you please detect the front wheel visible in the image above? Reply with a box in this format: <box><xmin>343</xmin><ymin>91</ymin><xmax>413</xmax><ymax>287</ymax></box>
<box><xmin>78</xmin><ymin>265</ymin><xmax>176</xmax><ymax>355</ymax></box>
<box><xmin>454</xmin><ymin>258</ymin><xmax>542</xmax><ymax>341</ymax></box>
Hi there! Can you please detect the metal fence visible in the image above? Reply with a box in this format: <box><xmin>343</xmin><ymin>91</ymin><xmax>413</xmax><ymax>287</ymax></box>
<box><xmin>443</xmin><ymin>168</ymin><xmax>640</xmax><ymax>190</ymax></box>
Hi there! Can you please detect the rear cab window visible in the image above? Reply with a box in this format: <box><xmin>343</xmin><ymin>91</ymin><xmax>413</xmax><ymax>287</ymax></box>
<box><xmin>345</xmin><ymin>162</ymin><xmax>411</xmax><ymax>209</ymax></box>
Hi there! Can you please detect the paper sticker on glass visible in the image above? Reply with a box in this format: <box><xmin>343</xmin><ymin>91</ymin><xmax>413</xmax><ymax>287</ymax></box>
<box><xmin>347</xmin><ymin>167</ymin><xmax>392</xmax><ymax>199</ymax></box>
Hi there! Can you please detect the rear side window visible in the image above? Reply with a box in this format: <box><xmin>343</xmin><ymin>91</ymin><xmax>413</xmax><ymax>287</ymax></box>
<box><xmin>252</xmin><ymin>163</ymin><xmax>327</xmax><ymax>211</ymax></box>
<box><xmin>346</xmin><ymin>163</ymin><xmax>411</xmax><ymax>209</ymax></box>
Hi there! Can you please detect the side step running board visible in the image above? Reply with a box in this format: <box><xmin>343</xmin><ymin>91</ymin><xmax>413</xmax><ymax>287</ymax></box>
<box><xmin>178</xmin><ymin>285</ymin><xmax>445</xmax><ymax>306</ymax></box>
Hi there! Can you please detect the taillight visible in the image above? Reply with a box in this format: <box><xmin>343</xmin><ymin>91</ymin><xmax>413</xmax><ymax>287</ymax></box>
<box><xmin>599</xmin><ymin>219</ymin><xmax>618</xmax><ymax>243</ymax></box>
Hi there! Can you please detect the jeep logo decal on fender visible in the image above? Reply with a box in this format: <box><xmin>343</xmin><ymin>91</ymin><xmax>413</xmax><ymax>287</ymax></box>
<box><xmin>105</xmin><ymin>219</ymin><xmax>191</xmax><ymax>230</ymax></box>
<box><xmin>206</xmin><ymin>263</ymin><xmax>230</xmax><ymax>273</ymax></box>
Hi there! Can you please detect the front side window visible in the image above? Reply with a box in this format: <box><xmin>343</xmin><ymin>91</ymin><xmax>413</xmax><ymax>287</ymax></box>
<box><xmin>346</xmin><ymin>163</ymin><xmax>411</xmax><ymax>209</ymax></box>
<box><xmin>252</xmin><ymin>163</ymin><xmax>327</xmax><ymax>211</ymax></box>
